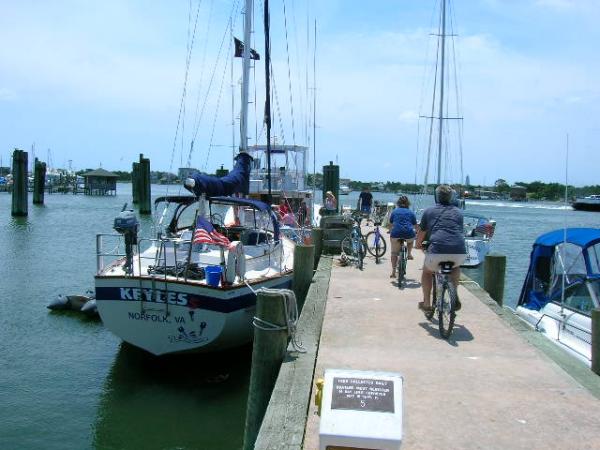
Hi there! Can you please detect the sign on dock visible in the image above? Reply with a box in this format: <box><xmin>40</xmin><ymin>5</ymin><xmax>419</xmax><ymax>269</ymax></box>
<box><xmin>319</xmin><ymin>369</ymin><xmax>403</xmax><ymax>450</ymax></box>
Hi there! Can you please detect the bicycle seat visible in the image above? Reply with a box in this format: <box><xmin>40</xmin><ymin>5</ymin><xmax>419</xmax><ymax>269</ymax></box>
<box><xmin>439</xmin><ymin>261</ymin><xmax>455</xmax><ymax>274</ymax></box>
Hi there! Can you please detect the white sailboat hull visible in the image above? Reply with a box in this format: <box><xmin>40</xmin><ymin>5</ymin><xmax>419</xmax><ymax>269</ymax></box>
<box><xmin>95</xmin><ymin>274</ymin><xmax>292</xmax><ymax>356</ymax></box>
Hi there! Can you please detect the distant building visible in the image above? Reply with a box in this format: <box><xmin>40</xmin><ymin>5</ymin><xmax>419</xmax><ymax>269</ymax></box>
<box><xmin>465</xmin><ymin>175</ymin><xmax>470</xmax><ymax>186</ymax></box>
<box><xmin>178</xmin><ymin>167</ymin><xmax>198</xmax><ymax>180</ymax></box>
<box><xmin>81</xmin><ymin>168</ymin><xmax>119</xmax><ymax>195</ymax></box>
<box><xmin>510</xmin><ymin>185</ymin><xmax>527</xmax><ymax>201</ymax></box>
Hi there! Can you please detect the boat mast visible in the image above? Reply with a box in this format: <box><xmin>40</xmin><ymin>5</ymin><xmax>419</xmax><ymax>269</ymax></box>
<box><xmin>436</xmin><ymin>0</ymin><xmax>447</xmax><ymax>185</ymax></box>
<box><xmin>239</xmin><ymin>0</ymin><xmax>253</xmax><ymax>154</ymax></box>
<box><xmin>264</xmin><ymin>0</ymin><xmax>272</xmax><ymax>204</ymax></box>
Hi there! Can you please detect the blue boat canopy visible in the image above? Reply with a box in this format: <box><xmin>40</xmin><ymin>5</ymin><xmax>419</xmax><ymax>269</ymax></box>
<box><xmin>518</xmin><ymin>228</ymin><xmax>600</xmax><ymax>311</ymax></box>
<box><xmin>534</xmin><ymin>228</ymin><xmax>600</xmax><ymax>248</ymax></box>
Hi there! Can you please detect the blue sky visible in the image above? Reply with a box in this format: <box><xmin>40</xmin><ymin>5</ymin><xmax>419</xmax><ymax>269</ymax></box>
<box><xmin>0</xmin><ymin>0</ymin><xmax>598</xmax><ymax>186</ymax></box>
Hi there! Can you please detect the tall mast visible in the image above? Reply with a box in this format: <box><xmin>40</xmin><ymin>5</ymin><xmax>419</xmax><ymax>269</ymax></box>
<box><xmin>239</xmin><ymin>0</ymin><xmax>253</xmax><ymax>153</ymax></box>
<box><xmin>436</xmin><ymin>0</ymin><xmax>447</xmax><ymax>185</ymax></box>
<box><xmin>264</xmin><ymin>0</ymin><xmax>272</xmax><ymax>203</ymax></box>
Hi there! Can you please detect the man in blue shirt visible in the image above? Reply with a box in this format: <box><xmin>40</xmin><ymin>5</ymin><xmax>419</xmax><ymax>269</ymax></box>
<box><xmin>388</xmin><ymin>196</ymin><xmax>417</xmax><ymax>278</ymax></box>
<box><xmin>358</xmin><ymin>186</ymin><xmax>373</xmax><ymax>217</ymax></box>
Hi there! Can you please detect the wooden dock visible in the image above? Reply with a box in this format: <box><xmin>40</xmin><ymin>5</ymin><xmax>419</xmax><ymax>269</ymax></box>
<box><xmin>299</xmin><ymin>240</ymin><xmax>600</xmax><ymax>449</ymax></box>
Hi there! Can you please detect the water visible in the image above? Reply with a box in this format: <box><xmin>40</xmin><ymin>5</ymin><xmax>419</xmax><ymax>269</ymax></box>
<box><xmin>1</xmin><ymin>186</ymin><xmax>598</xmax><ymax>449</ymax></box>
<box><xmin>0</xmin><ymin>184</ymin><xmax>250</xmax><ymax>450</ymax></box>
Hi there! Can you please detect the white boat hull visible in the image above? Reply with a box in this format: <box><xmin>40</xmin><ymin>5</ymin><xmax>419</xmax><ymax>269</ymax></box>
<box><xmin>462</xmin><ymin>237</ymin><xmax>490</xmax><ymax>267</ymax></box>
<box><xmin>95</xmin><ymin>274</ymin><xmax>292</xmax><ymax>356</ymax></box>
<box><xmin>515</xmin><ymin>304</ymin><xmax>591</xmax><ymax>366</ymax></box>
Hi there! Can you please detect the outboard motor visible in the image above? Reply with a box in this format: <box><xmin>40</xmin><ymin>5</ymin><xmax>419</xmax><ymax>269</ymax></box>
<box><xmin>114</xmin><ymin>204</ymin><xmax>139</xmax><ymax>274</ymax></box>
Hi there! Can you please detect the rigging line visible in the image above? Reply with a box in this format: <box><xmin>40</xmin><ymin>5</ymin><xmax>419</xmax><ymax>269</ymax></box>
<box><xmin>423</xmin><ymin>21</ymin><xmax>441</xmax><ymax>191</ymax></box>
<box><xmin>188</xmin><ymin>0</ymin><xmax>242</xmax><ymax>167</ymax></box>
<box><xmin>270</xmin><ymin>62</ymin><xmax>287</xmax><ymax>144</ymax></box>
<box><xmin>203</xmin><ymin>35</ymin><xmax>234</xmax><ymax>170</ymax></box>
<box><xmin>191</xmin><ymin>0</ymin><xmax>216</xmax><ymax>137</ymax></box>
<box><xmin>290</xmin><ymin>0</ymin><xmax>306</xmax><ymax>146</ymax></box>
<box><xmin>281</xmin><ymin>0</ymin><xmax>297</xmax><ymax>145</ymax></box>
<box><xmin>304</xmin><ymin>0</ymin><xmax>310</xmax><ymax>147</ymax></box>
<box><xmin>168</xmin><ymin>0</ymin><xmax>203</xmax><ymax>177</ymax></box>
<box><xmin>449</xmin><ymin>1</ymin><xmax>464</xmax><ymax>184</ymax></box>
<box><xmin>312</xmin><ymin>18</ymin><xmax>316</xmax><ymax>204</ymax></box>
<box><xmin>417</xmin><ymin>0</ymin><xmax>440</xmax><ymax>118</ymax></box>
<box><xmin>181</xmin><ymin>0</ymin><xmax>194</xmax><ymax>170</ymax></box>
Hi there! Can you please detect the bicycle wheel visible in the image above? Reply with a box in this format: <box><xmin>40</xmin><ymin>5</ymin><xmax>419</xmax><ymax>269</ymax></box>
<box><xmin>357</xmin><ymin>240</ymin><xmax>365</xmax><ymax>270</ymax></box>
<box><xmin>340</xmin><ymin>236</ymin><xmax>353</xmax><ymax>256</ymax></box>
<box><xmin>365</xmin><ymin>231</ymin><xmax>387</xmax><ymax>259</ymax></box>
<box><xmin>397</xmin><ymin>247</ymin><xmax>406</xmax><ymax>286</ymax></box>
<box><xmin>424</xmin><ymin>275</ymin><xmax>436</xmax><ymax>320</ymax></box>
<box><xmin>438</xmin><ymin>279</ymin><xmax>457</xmax><ymax>339</ymax></box>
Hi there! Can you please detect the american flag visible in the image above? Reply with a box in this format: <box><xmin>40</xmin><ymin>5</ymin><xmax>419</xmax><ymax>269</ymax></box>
<box><xmin>193</xmin><ymin>216</ymin><xmax>231</xmax><ymax>247</ymax></box>
<box><xmin>475</xmin><ymin>219</ymin><xmax>495</xmax><ymax>238</ymax></box>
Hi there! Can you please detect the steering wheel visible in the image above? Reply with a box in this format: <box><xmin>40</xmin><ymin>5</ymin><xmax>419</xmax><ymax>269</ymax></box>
<box><xmin>210</xmin><ymin>213</ymin><xmax>225</xmax><ymax>226</ymax></box>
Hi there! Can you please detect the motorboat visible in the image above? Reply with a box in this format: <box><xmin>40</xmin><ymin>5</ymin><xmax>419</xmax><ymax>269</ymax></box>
<box><xmin>463</xmin><ymin>213</ymin><xmax>495</xmax><ymax>267</ymax></box>
<box><xmin>514</xmin><ymin>228</ymin><xmax>600</xmax><ymax>366</ymax></box>
<box><xmin>339</xmin><ymin>185</ymin><xmax>351</xmax><ymax>195</ymax></box>
<box><xmin>572</xmin><ymin>195</ymin><xmax>600</xmax><ymax>212</ymax></box>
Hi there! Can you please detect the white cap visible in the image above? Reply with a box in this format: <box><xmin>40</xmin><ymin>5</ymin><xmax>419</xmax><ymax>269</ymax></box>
<box><xmin>184</xmin><ymin>178</ymin><xmax>196</xmax><ymax>189</ymax></box>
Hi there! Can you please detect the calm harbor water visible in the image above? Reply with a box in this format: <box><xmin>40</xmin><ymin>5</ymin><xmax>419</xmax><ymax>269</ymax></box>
<box><xmin>1</xmin><ymin>185</ymin><xmax>598</xmax><ymax>449</ymax></box>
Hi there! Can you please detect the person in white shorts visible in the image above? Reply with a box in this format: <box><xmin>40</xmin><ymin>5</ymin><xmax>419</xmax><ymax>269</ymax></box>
<box><xmin>416</xmin><ymin>185</ymin><xmax>466</xmax><ymax>312</ymax></box>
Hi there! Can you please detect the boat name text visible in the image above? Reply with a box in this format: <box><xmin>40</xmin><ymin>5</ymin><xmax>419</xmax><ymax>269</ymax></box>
<box><xmin>119</xmin><ymin>288</ymin><xmax>188</xmax><ymax>306</ymax></box>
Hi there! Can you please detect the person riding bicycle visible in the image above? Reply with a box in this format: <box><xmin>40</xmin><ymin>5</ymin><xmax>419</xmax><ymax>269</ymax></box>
<box><xmin>415</xmin><ymin>184</ymin><xmax>466</xmax><ymax>313</ymax></box>
<box><xmin>388</xmin><ymin>195</ymin><xmax>417</xmax><ymax>278</ymax></box>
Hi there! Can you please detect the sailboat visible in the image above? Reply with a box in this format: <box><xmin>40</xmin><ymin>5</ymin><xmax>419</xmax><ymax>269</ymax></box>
<box><xmin>417</xmin><ymin>0</ymin><xmax>494</xmax><ymax>267</ymax></box>
<box><xmin>94</xmin><ymin>0</ymin><xmax>295</xmax><ymax>356</ymax></box>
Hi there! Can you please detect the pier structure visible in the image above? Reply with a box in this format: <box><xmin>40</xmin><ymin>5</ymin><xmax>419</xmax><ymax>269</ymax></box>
<box><xmin>255</xmin><ymin>232</ymin><xmax>600</xmax><ymax>449</ymax></box>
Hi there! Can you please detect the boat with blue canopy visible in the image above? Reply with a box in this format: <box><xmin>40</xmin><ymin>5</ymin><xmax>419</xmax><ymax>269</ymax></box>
<box><xmin>514</xmin><ymin>228</ymin><xmax>600</xmax><ymax>366</ymax></box>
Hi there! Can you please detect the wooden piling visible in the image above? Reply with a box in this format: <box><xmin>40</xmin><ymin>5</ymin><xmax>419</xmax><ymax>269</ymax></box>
<box><xmin>311</xmin><ymin>227</ymin><xmax>323</xmax><ymax>270</ymax></box>
<box><xmin>592</xmin><ymin>309</ymin><xmax>600</xmax><ymax>376</ymax></box>
<box><xmin>11</xmin><ymin>149</ymin><xmax>28</xmax><ymax>216</ymax></box>
<box><xmin>293</xmin><ymin>244</ymin><xmax>315</xmax><ymax>312</ymax></box>
<box><xmin>138</xmin><ymin>154</ymin><xmax>151</xmax><ymax>215</ymax></box>
<box><xmin>131</xmin><ymin>162</ymin><xmax>139</xmax><ymax>204</ymax></box>
<box><xmin>322</xmin><ymin>161</ymin><xmax>339</xmax><ymax>214</ymax></box>
<box><xmin>242</xmin><ymin>289</ymin><xmax>289</xmax><ymax>450</ymax></box>
<box><xmin>483</xmin><ymin>253</ymin><xmax>506</xmax><ymax>306</ymax></box>
<box><xmin>33</xmin><ymin>158</ymin><xmax>46</xmax><ymax>205</ymax></box>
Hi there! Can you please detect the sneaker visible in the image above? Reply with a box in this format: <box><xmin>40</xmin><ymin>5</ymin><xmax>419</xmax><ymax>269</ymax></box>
<box><xmin>407</xmin><ymin>255</ymin><xmax>414</xmax><ymax>260</ymax></box>
<box><xmin>454</xmin><ymin>298</ymin><xmax>462</xmax><ymax>311</ymax></box>
<box><xmin>390</xmin><ymin>273</ymin><xmax>396</xmax><ymax>278</ymax></box>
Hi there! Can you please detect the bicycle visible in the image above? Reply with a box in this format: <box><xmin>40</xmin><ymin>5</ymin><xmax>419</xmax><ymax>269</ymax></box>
<box><xmin>341</xmin><ymin>212</ymin><xmax>366</xmax><ymax>270</ymax></box>
<box><xmin>395</xmin><ymin>239</ymin><xmax>408</xmax><ymax>286</ymax></box>
<box><xmin>365</xmin><ymin>219</ymin><xmax>387</xmax><ymax>264</ymax></box>
<box><xmin>422</xmin><ymin>245</ymin><xmax>459</xmax><ymax>339</ymax></box>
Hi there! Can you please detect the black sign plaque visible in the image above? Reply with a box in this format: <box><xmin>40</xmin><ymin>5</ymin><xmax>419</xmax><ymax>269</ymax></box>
<box><xmin>331</xmin><ymin>377</ymin><xmax>395</xmax><ymax>413</ymax></box>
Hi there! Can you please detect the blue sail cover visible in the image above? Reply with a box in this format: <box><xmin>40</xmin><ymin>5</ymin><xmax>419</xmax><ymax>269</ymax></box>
<box><xmin>518</xmin><ymin>228</ymin><xmax>600</xmax><ymax>310</ymax></box>
<box><xmin>187</xmin><ymin>152</ymin><xmax>252</xmax><ymax>197</ymax></box>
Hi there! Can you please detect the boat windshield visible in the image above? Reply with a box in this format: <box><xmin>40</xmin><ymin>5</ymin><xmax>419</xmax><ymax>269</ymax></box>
<box><xmin>587</xmin><ymin>242</ymin><xmax>600</xmax><ymax>275</ymax></box>
<box><xmin>558</xmin><ymin>282</ymin><xmax>595</xmax><ymax>315</ymax></box>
